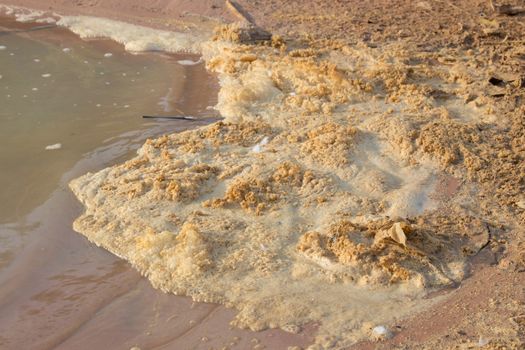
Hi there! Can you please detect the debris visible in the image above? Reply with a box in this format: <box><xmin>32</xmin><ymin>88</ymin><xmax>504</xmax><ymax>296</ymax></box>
<box><xmin>372</xmin><ymin>325</ymin><xmax>392</xmax><ymax>339</ymax></box>
<box><xmin>225</xmin><ymin>0</ymin><xmax>255</xmax><ymax>24</ymax></box>
<box><xmin>478</xmin><ymin>336</ymin><xmax>490</xmax><ymax>347</ymax></box>
<box><xmin>142</xmin><ymin>115</ymin><xmax>196</xmax><ymax>120</ymax></box>
<box><xmin>252</xmin><ymin>136</ymin><xmax>269</xmax><ymax>153</ymax></box>
<box><xmin>374</xmin><ymin>222</ymin><xmax>411</xmax><ymax>247</ymax></box>
<box><xmin>45</xmin><ymin>143</ymin><xmax>62</xmax><ymax>150</ymax></box>
<box><xmin>490</xmin><ymin>1</ymin><xmax>525</xmax><ymax>16</ymax></box>
<box><xmin>390</xmin><ymin>222</ymin><xmax>409</xmax><ymax>246</ymax></box>
<box><xmin>217</xmin><ymin>1</ymin><xmax>272</xmax><ymax>44</ymax></box>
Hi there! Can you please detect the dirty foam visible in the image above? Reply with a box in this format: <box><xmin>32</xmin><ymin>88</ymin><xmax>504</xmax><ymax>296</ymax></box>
<box><xmin>52</xmin><ymin>17</ymin><xmax>497</xmax><ymax>348</ymax></box>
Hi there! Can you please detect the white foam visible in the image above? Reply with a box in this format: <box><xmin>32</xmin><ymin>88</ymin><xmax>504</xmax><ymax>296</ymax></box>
<box><xmin>0</xmin><ymin>46</ymin><xmax>6</xmax><ymax>50</ymax></box>
<box><xmin>177</xmin><ymin>59</ymin><xmax>202</xmax><ymax>66</ymax></box>
<box><xmin>41</xmin><ymin>73</ymin><xmax>51</xmax><ymax>78</ymax></box>
<box><xmin>104</xmin><ymin>53</ymin><xmax>113</xmax><ymax>58</ymax></box>
<box><xmin>35</xmin><ymin>17</ymin><xmax>57</xmax><ymax>24</ymax></box>
<box><xmin>56</xmin><ymin>16</ymin><xmax>206</xmax><ymax>54</ymax></box>
<box><xmin>45</xmin><ymin>143</ymin><xmax>62</xmax><ymax>150</ymax></box>
<box><xmin>251</xmin><ymin>136</ymin><xmax>270</xmax><ymax>153</ymax></box>
<box><xmin>62</xmin><ymin>48</ymin><xmax>71</xmax><ymax>53</ymax></box>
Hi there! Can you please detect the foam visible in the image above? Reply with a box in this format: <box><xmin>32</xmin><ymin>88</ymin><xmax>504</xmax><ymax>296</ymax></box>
<box><xmin>1</xmin><ymin>5</ymin><xmax>208</xmax><ymax>55</ymax></box>
<box><xmin>10</xmin><ymin>12</ymin><xmax>491</xmax><ymax>348</ymax></box>
<box><xmin>56</xmin><ymin>16</ymin><xmax>206</xmax><ymax>54</ymax></box>
<box><xmin>177</xmin><ymin>59</ymin><xmax>202</xmax><ymax>66</ymax></box>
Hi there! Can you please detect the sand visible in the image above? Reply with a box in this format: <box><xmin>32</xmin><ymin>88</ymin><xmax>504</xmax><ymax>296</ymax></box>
<box><xmin>2</xmin><ymin>1</ymin><xmax>525</xmax><ymax>349</ymax></box>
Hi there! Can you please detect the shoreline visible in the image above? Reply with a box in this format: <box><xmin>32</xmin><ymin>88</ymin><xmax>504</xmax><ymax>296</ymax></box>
<box><xmin>0</xmin><ymin>9</ymin><xmax>316</xmax><ymax>350</ymax></box>
<box><xmin>1</xmin><ymin>1</ymin><xmax>524</xmax><ymax>349</ymax></box>
<box><xmin>0</xmin><ymin>0</ymin><xmax>233</xmax><ymax>33</ymax></box>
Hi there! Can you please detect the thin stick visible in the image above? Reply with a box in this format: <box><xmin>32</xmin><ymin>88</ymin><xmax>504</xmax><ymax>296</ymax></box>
<box><xmin>142</xmin><ymin>115</ymin><xmax>196</xmax><ymax>120</ymax></box>
<box><xmin>225</xmin><ymin>0</ymin><xmax>255</xmax><ymax>24</ymax></box>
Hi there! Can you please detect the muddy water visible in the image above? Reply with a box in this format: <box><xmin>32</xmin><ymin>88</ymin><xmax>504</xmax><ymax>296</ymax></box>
<box><xmin>0</xmin><ymin>17</ymin><xmax>313</xmax><ymax>350</ymax></box>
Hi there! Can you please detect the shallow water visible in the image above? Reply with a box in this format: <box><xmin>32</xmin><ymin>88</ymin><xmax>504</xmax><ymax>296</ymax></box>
<box><xmin>0</xmin><ymin>17</ymin><xmax>215</xmax><ymax>224</ymax></box>
<box><xmin>0</xmin><ymin>16</ymin><xmax>313</xmax><ymax>350</ymax></box>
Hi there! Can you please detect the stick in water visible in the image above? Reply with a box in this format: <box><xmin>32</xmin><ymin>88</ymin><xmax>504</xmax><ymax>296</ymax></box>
<box><xmin>142</xmin><ymin>115</ymin><xmax>197</xmax><ymax>120</ymax></box>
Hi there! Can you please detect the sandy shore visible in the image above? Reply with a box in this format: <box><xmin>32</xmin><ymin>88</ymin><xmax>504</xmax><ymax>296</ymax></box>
<box><xmin>1</xmin><ymin>1</ymin><xmax>524</xmax><ymax>349</ymax></box>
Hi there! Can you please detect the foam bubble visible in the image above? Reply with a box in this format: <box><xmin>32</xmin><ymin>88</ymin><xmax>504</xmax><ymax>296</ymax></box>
<box><xmin>45</xmin><ymin>143</ymin><xmax>62</xmax><ymax>150</ymax></box>
<box><xmin>42</xmin><ymin>73</ymin><xmax>51</xmax><ymax>78</ymax></box>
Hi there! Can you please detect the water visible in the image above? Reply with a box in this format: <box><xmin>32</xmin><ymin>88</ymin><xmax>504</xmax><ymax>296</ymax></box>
<box><xmin>0</xmin><ymin>17</ymin><xmax>215</xmax><ymax>224</ymax></box>
<box><xmin>0</xmin><ymin>17</ymin><xmax>311</xmax><ymax>350</ymax></box>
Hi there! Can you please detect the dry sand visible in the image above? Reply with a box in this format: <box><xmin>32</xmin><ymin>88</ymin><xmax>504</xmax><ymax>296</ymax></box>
<box><xmin>1</xmin><ymin>0</ymin><xmax>524</xmax><ymax>349</ymax></box>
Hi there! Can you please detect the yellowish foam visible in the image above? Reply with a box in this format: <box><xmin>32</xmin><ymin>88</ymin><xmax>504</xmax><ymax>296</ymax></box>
<box><xmin>68</xmin><ymin>21</ymin><xmax>496</xmax><ymax>348</ymax></box>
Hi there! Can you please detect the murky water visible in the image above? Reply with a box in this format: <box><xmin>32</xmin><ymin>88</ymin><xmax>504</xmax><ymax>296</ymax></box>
<box><xmin>0</xmin><ymin>17</ymin><xmax>312</xmax><ymax>350</ymax></box>
<box><xmin>0</xmin><ymin>17</ymin><xmax>215</xmax><ymax>224</ymax></box>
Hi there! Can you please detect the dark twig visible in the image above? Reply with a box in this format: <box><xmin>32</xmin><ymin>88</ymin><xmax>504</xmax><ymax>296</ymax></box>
<box><xmin>142</xmin><ymin>115</ymin><xmax>197</xmax><ymax>120</ymax></box>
